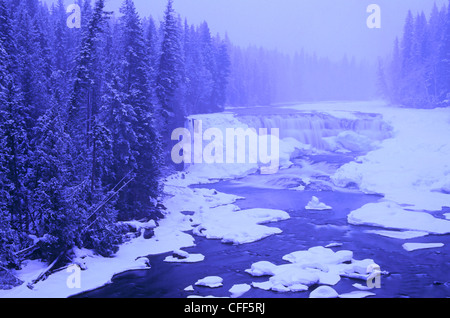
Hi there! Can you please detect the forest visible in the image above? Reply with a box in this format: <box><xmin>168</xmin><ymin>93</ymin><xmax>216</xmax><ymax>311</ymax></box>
<box><xmin>379</xmin><ymin>2</ymin><xmax>450</xmax><ymax>108</ymax></box>
<box><xmin>0</xmin><ymin>0</ymin><xmax>378</xmax><ymax>271</ymax></box>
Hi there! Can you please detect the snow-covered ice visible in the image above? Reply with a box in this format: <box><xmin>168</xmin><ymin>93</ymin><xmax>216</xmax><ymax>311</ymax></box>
<box><xmin>184</xmin><ymin>285</ymin><xmax>195</xmax><ymax>292</ymax></box>
<box><xmin>331</xmin><ymin>104</ymin><xmax>450</xmax><ymax>212</ymax></box>
<box><xmin>305</xmin><ymin>196</ymin><xmax>332</xmax><ymax>211</ymax></box>
<box><xmin>402</xmin><ymin>243</ymin><xmax>444</xmax><ymax>252</ymax></box>
<box><xmin>164</xmin><ymin>251</ymin><xmax>205</xmax><ymax>263</ymax></box>
<box><xmin>365</xmin><ymin>230</ymin><xmax>429</xmax><ymax>239</ymax></box>
<box><xmin>348</xmin><ymin>202</ymin><xmax>450</xmax><ymax>234</ymax></box>
<box><xmin>229</xmin><ymin>284</ymin><xmax>251</xmax><ymax>298</ymax></box>
<box><xmin>247</xmin><ymin>246</ymin><xmax>380</xmax><ymax>295</ymax></box>
<box><xmin>193</xmin><ymin>207</ymin><xmax>290</xmax><ymax>245</ymax></box>
<box><xmin>195</xmin><ymin>276</ymin><xmax>224</xmax><ymax>288</ymax></box>
<box><xmin>309</xmin><ymin>286</ymin><xmax>339</xmax><ymax>298</ymax></box>
<box><xmin>338</xmin><ymin>290</ymin><xmax>376</xmax><ymax>298</ymax></box>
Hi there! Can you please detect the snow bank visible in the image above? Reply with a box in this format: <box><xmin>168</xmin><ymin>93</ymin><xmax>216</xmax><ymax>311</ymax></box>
<box><xmin>0</xmin><ymin>215</ymin><xmax>197</xmax><ymax>299</ymax></box>
<box><xmin>305</xmin><ymin>196</ymin><xmax>332</xmax><ymax>211</ymax></box>
<box><xmin>348</xmin><ymin>202</ymin><xmax>450</xmax><ymax>234</ymax></box>
<box><xmin>332</xmin><ymin>106</ymin><xmax>450</xmax><ymax>212</ymax></box>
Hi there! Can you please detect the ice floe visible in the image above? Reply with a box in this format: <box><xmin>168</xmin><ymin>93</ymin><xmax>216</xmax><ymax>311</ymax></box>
<box><xmin>229</xmin><ymin>284</ymin><xmax>251</xmax><ymax>298</ymax></box>
<box><xmin>305</xmin><ymin>196</ymin><xmax>332</xmax><ymax>211</ymax></box>
<box><xmin>309</xmin><ymin>286</ymin><xmax>339</xmax><ymax>298</ymax></box>
<box><xmin>195</xmin><ymin>276</ymin><xmax>224</xmax><ymax>288</ymax></box>
<box><xmin>348</xmin><ymin>202</ymin><xmax>450</xmax><ymax>235</ymax></box>
<box><xmin>365</xmin><ymin>230</ymin><xmax>429</xmax><ymax>240</ymax></box>
<box><xmin>402</xmin><ymin>243</ymin><xmax>444</xmax><ymax>252</ymax></box>
<box><xmin>247</xmin><ymin>246</ymin><xmax>382</xmax><ymax>295</ymax></box>
<box><xmin>193</xmin><ymin>207</ymin><xmax>290</xmax><ymax>245</ymax></box>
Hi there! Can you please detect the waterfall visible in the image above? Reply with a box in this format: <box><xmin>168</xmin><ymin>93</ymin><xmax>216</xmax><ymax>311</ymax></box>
<box><xmin>237</xmin><ymin>111</ymin><xmax>392</xmax><ymax>152</ymax></box>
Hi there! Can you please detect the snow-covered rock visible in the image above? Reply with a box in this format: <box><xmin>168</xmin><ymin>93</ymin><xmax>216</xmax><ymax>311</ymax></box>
<box><xmin>305</xmin><ymin>196</ymin><xmax>332</xmax><ymax>211</ymax></box>
<box><xmin>195</xmin><ymin>276</ymin><xmax>224</xmax><ymax>288</ymax></box>
<box><xmin>309</xmin><ymin>286</ymin><xmax>339</xmax><ymax>298</ymax></box>
<box><xmin>245</xmin><ymin>261</ymin><xmax>278</xmax><ymax>277</ymax></box>
<box><xmin>164</xmin><ymin>252</ymin><xmax>205</xmax><ymax>263</ymax></box>
<box><xmin>229</xmin><ymin>284</ymin><xmax>251</xmax><ymax>298</ymax></box>
<box><xmin>247</xmin><ymin>246</ymin><xmax>380</xmax><ymax>293</ymax></box>
<box><xmin>335</xmin><ymin>131</ymin><xmax>376</xmax><ymax>153</ymax></box>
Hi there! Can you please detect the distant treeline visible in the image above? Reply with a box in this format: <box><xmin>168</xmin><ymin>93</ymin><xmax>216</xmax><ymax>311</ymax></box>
<box><xmin>228</xmin><ymin>46</ymin><xmax>377</xmax><ymax>107</ymax></box>
<box><xmin>378</xmin><ymin>2</ymin><xmax>450</xmax><ymax>108</ymax></box>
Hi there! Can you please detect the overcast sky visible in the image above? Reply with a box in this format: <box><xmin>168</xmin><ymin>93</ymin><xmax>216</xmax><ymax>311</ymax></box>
<box><xmin>55</xmin><ymin>0</ymin><xmax>448</xmax><ymax>62</ymax></box>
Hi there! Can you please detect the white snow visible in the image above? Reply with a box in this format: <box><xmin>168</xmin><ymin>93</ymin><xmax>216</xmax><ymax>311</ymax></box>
<box><xmin>3</xmin><ymin>101</ymin><xmax>448</xmax><ymax>298</ymax></box>
<box><xmin>325</xmin><ymin>243</ymin><xmax>343</xmax><ymax>248</ymax></box>
<box><xmin>331</xmin><ymin>104</ymin><xmax>450</xmax><ymax>212</ymax></box>
<box><xmin>247</xmin><ymin>246</ymin><xmax>380</xmax><ymax>294</ymax></box>
<box><xmin>309</xmin><ymin>286</ymin><xmax>339</xmax><ymax>298</ymax></box>
<box><xmin>164</xmin><ymin>252</ymin><xmax>205</xmax><ymax>263</ymax></box>
<box><xmin>193</xmin><ymin>207</ymin><xmax>290</xmax><ymax>245</ymax></box>
<box><xmin>339</xmin><ymin>291</ymin><xmax>376</xmax><ymax>298</ymax></box>
<box><xmin>402</xmin><ymin>243</ymin><xmax>444</xmax><ymax>252</ymax></box>
<box><xmin>195</xmin><ymin>276</ymin><xmax>224</xmax><ymax>288</ymax></box>
<box><xmin>352</xmin><ymin>283</ymin><xmax>374</xmax><ymax>291</ymax></box>
<box><xmin>245</xmin><ymin>261</ymin><xmax>278</xmax><ymax>277</ymax></box>
<box><xmin>184</xmin><ymin>285</ymin><xmax>195</xmax><ymax>292</ymax></box>
<box><xmin>365</xmin><ymin>230</ymin><xmax>429</xmax><ymax>239</ymax></box>
<box><xmin>348</xmin><ymin>201</ymin><xmax>450</xmax><ymax>234</ymax></box>
<box><xmin>305</xmin><ymin>196</ymin><xmax>332</xmax><ymax>211</ymax></box>
<box><xmin>229</xmin><ymin>284</ymin><xmax>251</xmax><ymax>298</ymax></box>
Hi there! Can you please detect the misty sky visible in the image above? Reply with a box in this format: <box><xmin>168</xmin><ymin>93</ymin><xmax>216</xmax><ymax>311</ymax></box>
<box><xmin>55</xmin><ymin>0</ymin><xmax>447</xmax><ymax>62</ymax></box>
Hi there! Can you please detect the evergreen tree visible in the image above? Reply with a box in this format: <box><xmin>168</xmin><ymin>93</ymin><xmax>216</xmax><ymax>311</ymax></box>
<box><xmin>104</xmin><ymin>0</ymin><xmax>162</xmax><ymax>220</ymax></box>
<box><xmin>438</xmin><ymin>3</ymin><xmax>450</xmax><ymax>102</ymax></box>
<box><xmin>156</xmin><ymin>0</ymin><xmax>183</xmax><ymax>133</ymax></box>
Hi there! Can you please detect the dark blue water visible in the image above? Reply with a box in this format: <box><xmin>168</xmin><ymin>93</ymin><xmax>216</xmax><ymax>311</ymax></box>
<box><xmin>74</xmin><ymin>174</ymin><xmax>450</xmax><ymax>298</ymax></box>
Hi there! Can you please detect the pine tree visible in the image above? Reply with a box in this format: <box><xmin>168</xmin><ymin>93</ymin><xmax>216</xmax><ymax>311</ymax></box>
<box><xmin>183</xmin><ymin>22</ymin><xmax>214</xmax><ymax>115</ymax></box>
<box><xmin>145</xmin><ymin>16</ymin><xmax>159</xmax><ymax>86</ymax></box>
<box><xmin>156</xmin><ymin>0</ymin><xmax>183</xmax><ymax>133</ymax></box>
<box><xmin>438</xmin><ymin>2</ymin><xmax>450</xmax><ymax>102</ymax></box>
<box><xmin>212</xmin><ymin>38</ymin><xmax>231</xmax><ymax>111</ymax></box>
<box><xmin>112</xmin><ymin>0</ymin><xmax>162</xmax><ymax>220</ymax></box>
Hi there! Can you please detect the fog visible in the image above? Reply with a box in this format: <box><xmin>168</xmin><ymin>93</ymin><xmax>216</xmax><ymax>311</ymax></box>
<box><xmin>99</xmin><ymin>0</ymin><xmax>446</xmax><ymax>62</ymax></box>
<box><xmin>47</xmin><ymin>0</ymin><xmax>446</xmax><ymax>62</ymax></box>
<box><xmin>45</xmin><ymin>0</ymin><xmax>449</xmax><ymax>103</ymax></box>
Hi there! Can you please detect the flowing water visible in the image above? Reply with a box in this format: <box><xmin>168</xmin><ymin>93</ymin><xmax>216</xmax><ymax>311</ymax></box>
<box><xmin>74</xmin><ymin>105</ymin><xmax>450</xmax><ymax>298</ymax></box>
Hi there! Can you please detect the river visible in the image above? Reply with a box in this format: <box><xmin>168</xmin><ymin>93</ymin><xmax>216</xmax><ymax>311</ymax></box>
<box><xmin>73</xmin><ymin>104</ymin><xmax>450</xmax><ymax>298</ymax></box>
